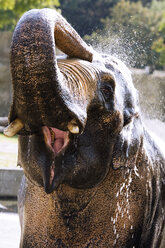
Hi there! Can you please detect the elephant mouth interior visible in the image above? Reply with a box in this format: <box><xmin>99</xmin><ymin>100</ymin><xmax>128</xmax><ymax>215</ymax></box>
<box><xmin>42</xmin><ymin>126</ymin><xmax>70</xmax><ymax>156</ymax></box>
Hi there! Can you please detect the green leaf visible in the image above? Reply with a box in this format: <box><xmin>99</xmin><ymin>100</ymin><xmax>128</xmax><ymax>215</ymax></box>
<box><xmin>0</xmin><ymin>0</ymin><xmax>60</xmax><ymax>30</ymax></box>
<box><xmin>0</xmin><ymin>0</ymin><xmax>15</xmax><ymax>10</ymax></box>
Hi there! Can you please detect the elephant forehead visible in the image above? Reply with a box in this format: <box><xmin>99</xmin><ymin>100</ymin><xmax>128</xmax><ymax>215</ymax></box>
<box><xmin>57</xmin><ymin>59</ymin><xmax>99</xmax><ymax>83</ymax></box>
<box><xmin>57</xmin><ymin>59</ymin><xmax>99</xmax><ymax>99</ymax></box>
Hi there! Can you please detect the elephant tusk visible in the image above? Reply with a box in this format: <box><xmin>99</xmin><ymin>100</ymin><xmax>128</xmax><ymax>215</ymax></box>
<box><xmin>67</xmin><ymin>120</ymin><xmax>79</xmax><ymax>134</ymax></box>
<box><xmin>3</xmin><ymin>118</ymin><xmax>24</xmax><ymax>137</ymax></box>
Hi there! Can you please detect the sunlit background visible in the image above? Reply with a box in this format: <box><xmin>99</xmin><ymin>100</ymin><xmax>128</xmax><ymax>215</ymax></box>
<box><xmin>0</xmin><ymin>0</ymin><xmax>165</xmax><ymax>247</ymax></box>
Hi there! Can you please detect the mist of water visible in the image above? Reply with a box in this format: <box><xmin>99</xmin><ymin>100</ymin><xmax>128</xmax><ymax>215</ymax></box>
<box><xmin>90</xmin><ymin>30</ymin><xmax>165</xmax><ymax>143</ymax></box>
<box><xmin>88</xmin><ymin>26</ymin><xmax>155</xmax><ymax>69</ymax></box>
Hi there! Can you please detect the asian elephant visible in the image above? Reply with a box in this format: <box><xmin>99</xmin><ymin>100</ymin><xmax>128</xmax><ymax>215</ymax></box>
<box><xmin>5</xmin><ymin>8</ymin><xmax>165</xmax><ymax>248</ymax></box>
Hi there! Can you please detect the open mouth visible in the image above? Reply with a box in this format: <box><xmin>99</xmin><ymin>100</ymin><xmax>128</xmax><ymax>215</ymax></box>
<box><xmin>41</xmin><ymin>126</ymin><xmax>70</xmax><ymax>193</ymax></box>
<box><xmin>42</xmin><ymin>126</ymin><xmax>70</xmax><ymax>156</ymax></box>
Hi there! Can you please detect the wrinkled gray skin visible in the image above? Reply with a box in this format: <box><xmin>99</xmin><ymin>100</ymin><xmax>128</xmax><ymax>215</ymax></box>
<box><xmin>8</xmin><ymin>8</ymin><xmax>165</xmax><ymax>248</ymax></box>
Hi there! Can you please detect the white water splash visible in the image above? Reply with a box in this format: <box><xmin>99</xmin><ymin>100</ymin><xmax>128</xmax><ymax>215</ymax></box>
<box><xmin>144</xmin><ymin>119</ymin><xmax>165</xmax><ymax>155</ymax></box>
<box><xmin>112</xmin><ymin>170</ymin><xmax>135</xmax><ymax>246</ymax></box>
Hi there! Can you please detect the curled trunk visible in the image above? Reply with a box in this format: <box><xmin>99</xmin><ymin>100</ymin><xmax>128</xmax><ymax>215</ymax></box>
<box><xmin>9</xmin><ymin>9</ymin><xmax>98</xmax><ymax>133</ymax></box>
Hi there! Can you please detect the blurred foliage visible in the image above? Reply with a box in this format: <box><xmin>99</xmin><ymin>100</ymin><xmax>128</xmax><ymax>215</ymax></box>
<box><xmin>152</xmin><ymin>13</ymin><xmax>165</xmax><ymax>67</ymax></box>
<box><xmin>0</xmin><ymin>0</ymin><xmax>165</xmax><ymax>68</ymax></box>
<box><xmin>130</xmin><ymin>0</ymin><xmax>152</xmax><ymax>6</ymax></box>
<box><xmin>84</xmin><ymin>0</ymin><xmax>165</xmax><ymax>68</ymax></box>
<box><xmin>0</xmin><ymin>0</ymin><xmax>60</xmax><ymax>30</ymax></box>
<box><xmin>59</xmin><ymin>0</ymin><xmax>120</xmax><ymax>37</ymax></box>
<box><xmin>152</xmin><ymin>38</ymin><xmax>165</xmax><ymax>66</ymax></box>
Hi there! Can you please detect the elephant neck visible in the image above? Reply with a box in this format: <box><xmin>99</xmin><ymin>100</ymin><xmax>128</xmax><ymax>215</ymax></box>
<box><xmin>55</xmin><ymin>183</ymin><xmax>98</xmax><ymax>216</ymax></box>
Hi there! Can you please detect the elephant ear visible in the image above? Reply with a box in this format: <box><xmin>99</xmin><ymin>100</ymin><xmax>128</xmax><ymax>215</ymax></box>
<box><xmin>104</xmin><ymin>56</ymin><xmax>143</xmax><ymax>170</ymax></box>
<box><xmin>112</xmin><ymin>91</ymin><xmax>143</xmax><ymax>170</ymax></box>
<box><xmin>103</xmin><ymin>55</ymin><xmax>139</xmax><ymax>126</ymax></box>
<box><xmin>112</xmin><ymin>116</ymin><xmax>143</xmax><ymax>170</ymax></box>
<box><xmin>123</xmin><ymin>90</ymin><xmax>139</xmax><ymax>126</ymax></box>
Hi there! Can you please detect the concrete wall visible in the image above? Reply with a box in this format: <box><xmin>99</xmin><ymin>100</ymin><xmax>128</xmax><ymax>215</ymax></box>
<box><xmin>0</xmin><ymin>169</ymin><xmax>23</xmax><ymax>197</ymax></box>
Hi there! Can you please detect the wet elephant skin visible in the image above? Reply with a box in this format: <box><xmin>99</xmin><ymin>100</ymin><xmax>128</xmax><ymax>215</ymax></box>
<box><xmin>8</xmin><ymin>8</ymin><xmax>165</xmax><ymax>248</ymax></box>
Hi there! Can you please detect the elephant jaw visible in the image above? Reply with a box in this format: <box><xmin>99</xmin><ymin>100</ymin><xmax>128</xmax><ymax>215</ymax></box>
<box><xmin>42</xmin><ymin>126</ymin><xmax>70</xmax><ymax>156</ymax></box>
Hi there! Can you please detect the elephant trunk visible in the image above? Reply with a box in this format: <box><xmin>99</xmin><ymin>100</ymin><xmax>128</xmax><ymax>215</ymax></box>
<box><xmin>9</xmin><ymin>9</ymin><xmax>98</xmax><ymax>134</ymax></box>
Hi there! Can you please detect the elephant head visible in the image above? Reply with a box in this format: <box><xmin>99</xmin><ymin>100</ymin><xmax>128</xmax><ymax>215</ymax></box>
<box><xmin>6</xmin><ymin>9</ymin><xmax>140</xmax><ymax>194</ymax></box>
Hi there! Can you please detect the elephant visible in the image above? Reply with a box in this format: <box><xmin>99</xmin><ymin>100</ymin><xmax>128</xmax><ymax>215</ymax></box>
<box><xmin>4</xmin><ymin>8</ymin><xmax>165</xmax><ymax>248</ymax></box>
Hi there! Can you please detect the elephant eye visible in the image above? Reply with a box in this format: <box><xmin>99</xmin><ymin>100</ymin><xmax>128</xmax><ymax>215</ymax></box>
<box><xmin>100</xmin><ymin>84</ymin><xmax>113</xmax><ymax>101</ymax></box>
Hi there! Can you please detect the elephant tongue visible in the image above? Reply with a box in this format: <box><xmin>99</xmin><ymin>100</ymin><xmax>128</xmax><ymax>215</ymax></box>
<box><xmin>42</xmin><ymin>126</ymin><xmax>69</xmax><ymax>155</ymax></box>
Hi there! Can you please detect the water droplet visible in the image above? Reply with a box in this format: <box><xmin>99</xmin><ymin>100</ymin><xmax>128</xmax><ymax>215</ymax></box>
<box><xmin>113</xmin><ymin>239</ymin><xmax>117</xmax><ymax>246</ymax></box>
<box><xmin>73</xmin><ymin>135</ymin><xmax>78</xmax><ymax>149</ymax></box>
